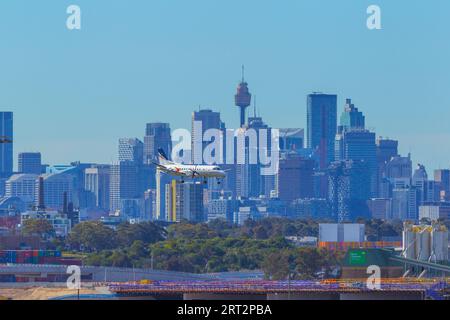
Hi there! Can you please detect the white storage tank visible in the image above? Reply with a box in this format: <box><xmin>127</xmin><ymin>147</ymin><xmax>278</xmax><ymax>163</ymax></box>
<box><xmin>415</xmin><ymin>228</ymin><xmax>431</xmax><ymax>261</ymax></box>
<box><xmin>431</xmin><ymin>224</ymin><xmax>449</xmax><ymax>262</ymax></box>
<box><xmin>402</xmin><ymin>223</ymin><xmax>416</xmax><ymax>259</ymax></box>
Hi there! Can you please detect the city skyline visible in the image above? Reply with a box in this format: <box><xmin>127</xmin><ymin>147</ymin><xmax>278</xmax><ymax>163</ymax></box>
<box><xmin>1</xmin><ymin>0</ymin><xmax>450</xmax><ymax>172</ymax></box>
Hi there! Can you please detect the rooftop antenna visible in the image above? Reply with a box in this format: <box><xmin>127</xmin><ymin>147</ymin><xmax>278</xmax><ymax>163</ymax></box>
<box><xmin>241</xmin><ymin>65</ymin><xmax>245</xmax><ymax>83</ymax></box>
<box><xmin>253</xmin><ymin>95</ymin><xmax>257</xmax><ymax>117</ymax></box>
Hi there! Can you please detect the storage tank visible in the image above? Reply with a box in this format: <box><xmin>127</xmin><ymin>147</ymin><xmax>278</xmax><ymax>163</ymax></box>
<box><xmin>431</xmin><ymin>224</ymin><xmax>449</xmax><ymax>262</ymax></box>
<box><xmin>415</xmin><ymin>226</ymin><xmax>432</xmax><ymax>261</ymax></box>
<box><xmin>402</xmin><ymin>222</ymin><xmax>416</xmax><ymax>259</ymax></box>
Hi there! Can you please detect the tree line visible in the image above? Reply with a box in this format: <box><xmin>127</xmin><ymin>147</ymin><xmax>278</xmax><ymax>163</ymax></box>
<box><xmin>18</xmin><ymin>216</ymin><xmax>420</xmax><ymax>279</ymax></box>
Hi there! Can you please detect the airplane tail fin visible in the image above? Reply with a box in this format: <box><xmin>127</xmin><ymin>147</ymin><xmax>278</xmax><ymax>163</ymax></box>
<box><xmin>157</xmin><ymin>148</ymin><xmax>174</xmax><ymax>165</ymax></box>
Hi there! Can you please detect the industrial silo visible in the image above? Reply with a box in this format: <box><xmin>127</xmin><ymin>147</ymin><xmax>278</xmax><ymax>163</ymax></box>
<box><xmin>430</xmin><ymin>224</ymin><xmax>449</xmax><ymax>263</ymax></box>
<box><xmin>402</xmin><ymin>222</ymin><xmax>416</xmax><ymax>259</ymax></box>
<box><xmin>415</xmin><ymin>226</ymin><xmax>432</xmax><ymax>261</ymax></box>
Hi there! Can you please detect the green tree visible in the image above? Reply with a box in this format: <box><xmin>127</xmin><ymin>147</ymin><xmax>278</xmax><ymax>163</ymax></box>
<box><xmin>128</xmin><ymin>240</ymin><xmax>148</xmax><ymax>259</ymax></box>
<box><xmin>117</xmin><ymin>222</ymin><xmax>166</xmax><ymax>247</ymax></box>
<box><xmin>67</xmin><ymin>221</ymin><xmax>117</xmax><ymax>252</ymax></box>
<box><xmin>262</xmin><ymin>250</ymin><xmax>291</xmax><ymax>280</ymax></box>
<box><xmin>21</xmin><ymin>219</ymin><xmax>54</xmax><ymax>239</ymax></box>
<box><xmin>108</xmin><ymin>250</ymin><xmax>132</xmax><ymax>268</ymax></box>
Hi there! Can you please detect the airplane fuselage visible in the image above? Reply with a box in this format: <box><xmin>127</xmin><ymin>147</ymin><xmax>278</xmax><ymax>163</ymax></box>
<box><xmin>158</xmin><ymin>164</ymin><xmax>226</xmax><ymax>179</ymax></box>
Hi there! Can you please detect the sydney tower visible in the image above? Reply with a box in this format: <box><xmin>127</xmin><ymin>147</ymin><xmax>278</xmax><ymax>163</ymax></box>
<box><xmin>234</xmin><ymin>66</ymin><xmax>252</xmax><ymax>127</ymax></box>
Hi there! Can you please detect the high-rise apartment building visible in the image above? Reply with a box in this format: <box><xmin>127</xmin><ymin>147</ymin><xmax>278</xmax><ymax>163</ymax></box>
<box><xmin>109</xmin><ymin>161</ymin><xmax>140</xmax><ymax>213</ymax></box>
<box><xmin>165</xmin><ymin>181</ymin><xmax>205</xmax><ymax>222</ymax></box>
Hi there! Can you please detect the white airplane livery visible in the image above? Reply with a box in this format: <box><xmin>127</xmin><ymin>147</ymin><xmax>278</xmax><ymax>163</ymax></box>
<box><xmin>154</xmin><ymin>148</ymin><xmax>226</xmax><ymax>183</ymax></box>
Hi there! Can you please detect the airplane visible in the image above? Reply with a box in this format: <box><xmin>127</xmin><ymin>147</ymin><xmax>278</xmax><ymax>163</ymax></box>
<box><xmin>154</xmin><ymin>148</ymin><xmax>226</xmax><ymax>184</ymax></box>
<box><xmin>0</xmin><ymin>136</ymin><xmax>12</xmax><ymax>144</ymax></box>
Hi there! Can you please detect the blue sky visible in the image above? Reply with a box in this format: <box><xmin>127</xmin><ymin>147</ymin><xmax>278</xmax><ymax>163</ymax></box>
<box><xmin>0</xmin><ymin>0</ymin><xmax>449</xmax><ymax>172</ymax></box>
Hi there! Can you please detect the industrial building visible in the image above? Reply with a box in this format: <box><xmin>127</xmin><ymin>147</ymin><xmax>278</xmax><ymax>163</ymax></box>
<box><xmin>402</xmin><ymin>222</ymin><xmax>449</xmax><ymax>263</ymax></box>
<box><xmin>319</xmin><ymin>223</ymin><xmax>365</xmax><ymax>243</ymax></box>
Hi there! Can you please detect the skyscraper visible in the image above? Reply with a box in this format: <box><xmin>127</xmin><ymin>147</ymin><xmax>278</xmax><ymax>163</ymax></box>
<box><xmin>191</xmin><ymin>109</ymin><xmax>224</xmax><ymax>164</ymax></box>
<box><xmin>84</xmin><ymin>165</ymin><xmax>111</xmax><ymax>210</ymax></box>
<box><xmin>392</xmin><ymin>186</ymin><xmax>419</xmax><ymax>221</ymax></box>
<box><xmin>18</xmin><ymin>152</ymin><xmax>42</xmax><ymax>174</ymax></box>
<box><xmin>328</xmin><ymin>160</ymin><xmax>371</xmax><ymax>222</ymax></box>
<box><xmin>334</xmin><ymin>100</ymin><xmax>377</xmax><ymax>197</ymax></box>
<box><xmin>165</xmin><ymin>180</ymin><xmax>205</xmax><ymax>222</ymax></box>
<box><xmin>279</xmin><ymin>128</ymin><xmax>304</xmax><ymax>152</ymax></box>
<box><xmin>376</xmin><ymin>138</ymin><xmax>399</xmax><ymax>197</ymax></box>
<box><xmin>233</xmin><ymin>112</ymin><xmax>275</xmax><ymax>199</ymax></box>
<box><xmin>247</xmin><ymin>114</ymin><xmax>273</xmax><ymax>198</ymax></box>
<box><xmin>109</xmin><ymin>161</ymin><xmax>140</xmax><ymax>213</ymax></box>
<box><xmin>376</xmin><ymin>138</ymin><xmax>398</xmax><ymax>163</ymax></box>
<box><xmin>412</xmin><ymin>164</ymin><xmax>436</xmax><ymax>204</ymax></box>
<box><xmin>338</xmin><ymin>98</ymin><xmax>365</xmax><ymax>133</ymax></box>
<box><xmin>434</xmin><ymin>169</ymin><xmax>450</xmax><ymax>200</ymax></box>
<box><xmin>118</xmin><ymin>138</ymin><xmax>144</xmax><ymax>165</ymax></box>
<box><xmin>277</xmin><ymin>155</ymin><xmax>314</xmax><ymax>202</ymax></box>
<box><xmin>109</xmin><ymin>138</ymin><xmax>145</xmax><ymax>215</ymax></box>
<box><xmin>335</xmin><ymin>130</ymin><xmax>377</xmax><ymax>197</ymax></box>
<box><xmin>144</xmin><ymin>123</ymin><xmax>172</xmax><ymax>164</ymax></box>
<box><xmin>0</xmin><ymin>112</ymin><xmax>13</xmax><ymax>178</ymax></box>
<box><xmin>385</xmin><ymin>155</ymin><xmax>412</xmax><ymax>180</ymax></box>
<box><xmin>307</xmin><ymin>93</ymin><xmax>337</xmax><ymax>169</ymax></box>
